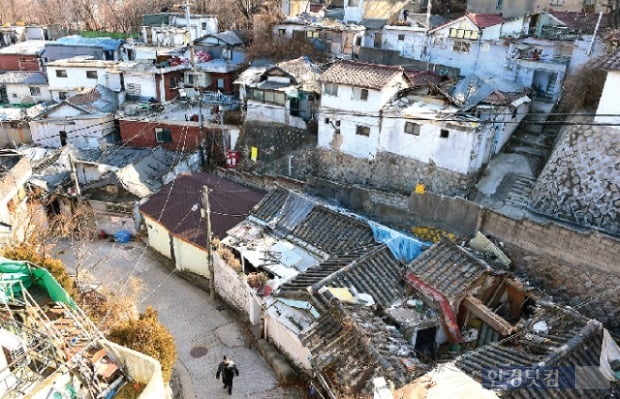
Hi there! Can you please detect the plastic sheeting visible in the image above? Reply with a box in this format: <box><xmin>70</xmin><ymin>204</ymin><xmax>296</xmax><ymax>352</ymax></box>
<box><xmin>0</xmin><ymin>258</ymin><xmax>77</xmax><ymax>308</ymax></box>
<box><xmin>368</xmin><ymin>221</ymin><xmax>430</xmax><ymax>262</ymax></box>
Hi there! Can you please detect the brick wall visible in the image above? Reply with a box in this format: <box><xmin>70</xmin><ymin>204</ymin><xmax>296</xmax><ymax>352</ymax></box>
<box><xmin>0</xmin><ymin>55</ymin><xmax>41</xmax><ymax>72</ymax></box>
<box><xmin>119</xmin><ymin>119</ymin><xmax>220</xmax><ymax>151</ymax></box>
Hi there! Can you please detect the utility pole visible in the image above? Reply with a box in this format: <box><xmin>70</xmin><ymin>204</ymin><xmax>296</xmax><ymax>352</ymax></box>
<box><xmin>68</xmin><ymin>153</ymin><xmax>82</xmax><ymax>204</ymax></box>
<box><xmin>425</xmin><ymin>0</ymin><xmax>432</xmax><ymax>33</ymax></box>
<box><xmin>201</xmin><ymin>186</ymin><xmax>215</xmax><ymax>300</ymax></box>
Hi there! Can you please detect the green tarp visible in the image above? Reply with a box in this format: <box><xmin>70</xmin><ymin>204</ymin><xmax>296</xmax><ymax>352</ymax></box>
<box><xmin>0</xmin><ymin>258</ymin><xmax>77</xmax><ymax>308</ymax></box>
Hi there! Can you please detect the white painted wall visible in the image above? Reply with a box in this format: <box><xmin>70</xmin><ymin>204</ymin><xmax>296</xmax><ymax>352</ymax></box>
<box><xmin>144</xmin><ymin>217</ymin><xmax>172</xmax><ymax>259</ymax></box>
<box><xmin>569</xmin><ymin>36</ymin><xmax>606</xmax><ymax>74</ymax></box>
<box><xmin>344</xmin><ymin>0</ymin><xmax>364</xmax><ymax>23</ymax></box>
<box><xmin>379</xmin><ymin>116</ymin><xmax>479</xmax><ymax>173</ymax></box>
<box><xmin>264</xmin><ymin>313</ymin><xmax>312</xmax><ymax>370</ymax></box>
<box><xmin>124</xmin><ymin>73</ymin><xmax>158</xmax><ymax>101</ymax></box>
<box><xmin>213</xmin><ymin>253</ymin><xmax>261</xmax><ymax>323</ymax></box>
<box><xmin>245</xmin><ymin>100</ymin><xmax>307</xmax><ymax>129</ymax></box>
<box><xmin>382</xmin><ymin>26</ymin><xmax>427</xmax><ymax>60</ymax></box>
<box><xmin>318</xmin><ymin>110</ymin><xmax>381</xmax><ymax>159</ymax></box>
<box><xmin>596</xmin><ymin>71</ymin><xmax>620</xmax><ymax>129</ymax></box>
<box><xmin>173</xmin><ymin>237</ymin><xmax>209</xmax><ymax>277</ymax></box>
<box><xmin>47</xmin><ymin>65</ymin><xmax>114</xmax><ymax>93</ymax></box>
<box><xmin>5</xmin><ymin>84</ymin><xmax>50</xmax><ymax>105</ymax></box>
<box><xmin>29</xmin><ymin>113</ymin><xmax>115</xmax><ymax>149</ymax></box>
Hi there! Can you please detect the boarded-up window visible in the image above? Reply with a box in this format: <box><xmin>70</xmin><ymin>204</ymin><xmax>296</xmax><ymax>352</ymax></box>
<box><xmin>127</xmin><ymin>83</ymin><xmax>141</xmax><ymax>97</ymax></box>
<box><xmin>155</xmin><ymin>127</ymin><xmax>172</xmax><ymax>143</ymax></box>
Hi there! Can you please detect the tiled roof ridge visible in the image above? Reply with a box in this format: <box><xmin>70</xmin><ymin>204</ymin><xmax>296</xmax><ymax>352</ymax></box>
<box><xmin>309</xmin><ymin>243</ymin><xmax>390</xmax><ymax>293</ymax></box>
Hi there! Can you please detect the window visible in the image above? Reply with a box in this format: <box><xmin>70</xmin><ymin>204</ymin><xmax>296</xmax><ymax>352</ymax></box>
<box><xmin>58</xmin><ymin>91</ymin><xmax>68</xmax><ymax>100</ymax></box>
<box><xmin>201</xmin><ymin>22</ymin><xmax>207</xmax><ymax>30</ymax></box>
<box><xmin>512</xmin><ymin>108</ymin><xmax>517</xmax><ymax>119</ymax></box>
<box><xmin>325</xmin><ymin>117</ymin><xmax>330</xmax><ymax>124</ymax></box>
<box><xmin>453</xmin><ymin>41</ymin><xmax>471</xmax><ymax>53</ymax></box>
<box><xmin>440</xmin><ymin>129</ymin><xmax>449</xmax><ymax>138</ymax></box>
<box><xmin>356</xmin><ymin>125</ymin><xmax>370</xmax><ymax>136</ymax></box>
<box><xmin>398</xmin><ymin>34</ymin><xmax>405</xmax><ymax>41</ymax></box>
<box><xmin>324</xmin><ymin>83</ymin><xmax>338</xmax><ymax>96</ymax></box>
<box><xmin>496</xmin><ymin>0</ymin><xmax>503</xmax><ymax>9</ymax></box>
<box><xmin>217</xmin><ymin>78</ymin><xmax>225</xmax><ymax>89</ymax></box>
<box><xmin>59</xmin><ymin>130</ymin><xmax>67</xmax><ymax>146</ymax></box>
<box><xmin>432</xmin><ymin>37</ymin><xmax>446</xmax><ymax>48</ymax></box>
<box><xmin>550</xmin><ymin>0</ymin><xmax>564</xmax><ymax>5</ymax></box>
<box><xmin>249</xmin><ymin>89</ymin><xmax>285</xmax><ymax>105</ymax></box>
<box><xmin>222</xmin><ymin>48</ymin><xmax>232</xmax><ymax>60</ymax></box>
<box><xmin>29</xmin><ymin>86</ymin><xmax>41</xmax><ymax>96</ymax></box>
<box><xmin>348</xmin><ymin>0</ymin><xmax>360</xmax><ymax>6</ymax></box>
<box><xmin>404</xmin><ymin>122</ymin><xmax>420</xmax><ymax>136</ymax></box>
<box><xmin>306</xmin><ymin>31</ymin><xmax>319</xmax><ymax>38</ymax></box>
<box><xmin>55</xmin><ymin>69</ymin><xmax>67</xmax><ymax>78</ymax></box>
<box><xmin>355</xmin><ymin>36</ymin><xmax>362</xmax><ymax>46</ymax></box>
<box><xmin>351</xmin><ymin>87</ymin><xmax>368</xmax><ymax>101</ymax></box>
<box><xmin>11</xmin><ymin>93</ymin><xmax>17</xmax><ymax>98</ymax></box>
<box><xmin>155</xmin><ymin>128</ymin><xmax>172</xmax><ymax>143</ymax></box>
<box><xmin>86</xmin><ymin>70</ymin><xmax>98</xmax><ymax>79</ymax></box>
<box><xmin>449</xmin><ymin>28</ymin><xmax>479</xmax><ymax>40</ymax></box>
<box><xmin>278</xmin><ymin>29</ymin><xmax>286</xmax><ymax>37</ymax></box>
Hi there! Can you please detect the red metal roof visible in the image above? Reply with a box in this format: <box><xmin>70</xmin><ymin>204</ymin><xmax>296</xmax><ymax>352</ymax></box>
<box><xmin>140</xmin><ymin>173</ymin><xmax>265</xmax><ymax>248</ymax></box>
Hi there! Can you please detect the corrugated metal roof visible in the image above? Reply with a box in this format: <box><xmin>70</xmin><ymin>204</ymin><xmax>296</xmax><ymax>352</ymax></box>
<box><xmin>140</xmin><ymin>173</ymin><xmax>265</xmax><ymax>247</ymax></box>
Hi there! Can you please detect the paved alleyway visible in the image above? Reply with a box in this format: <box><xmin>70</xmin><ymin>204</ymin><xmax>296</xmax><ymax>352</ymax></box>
<box><xmin>56</xmin><ymin>239</ymin><xmax>302</xmax><ymax>399</ymax></box>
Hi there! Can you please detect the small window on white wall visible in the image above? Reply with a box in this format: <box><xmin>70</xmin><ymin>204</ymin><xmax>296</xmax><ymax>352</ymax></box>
<box><xmin>351</xmin><ymin>87</ymin><xmax>368</xmax><ymax>101</ymax></box>
<box><xmin>404</xmin><ymin>122</ymin><xmax>420</xmax><ymax>136</ymax></box>
<box><xmin>356</xmin><ymin>125</ymin><xmax>370</xmax><ymax>136</ymax></box>
<box><xmin>440</xmin><ymin>129</ymin><xmax>449</xmax><ymax>138</ymax></box>
<box><xmin>324</xmin><ymin>83</ymin><xmax>338</xmax><ymax>96</ymax></box>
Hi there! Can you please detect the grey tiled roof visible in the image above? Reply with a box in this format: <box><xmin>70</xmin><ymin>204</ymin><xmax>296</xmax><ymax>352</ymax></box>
<box><xmin>406</xmin><ymin>241</ymin><xmax>491</xmax><ymax>303</ymax></box>
<box><xmin>0</xmin><ymin>72</ymin><xmax>47</xmax><ymax>85</ymax></box>
<box><xmin>319</xmin><ymin>60</ymin><xmax>406</xmax><ymax>90</ymax></box>
<box><xmin>591</xmin><ymin>48</ymin><xmax>620</xmax><ymax>71</ymax></box>
<box><xmin>301</xmin><ymin>299</ymin><xmax>427</xmax><ymax>396</ymax></box>
<box><xmin>456</xmin><ymin>304</ymin><xmax>612</xmax><ymax>399</ymax></box>
<box><xmin>251</xmin><ymin>187</ymin><xmax>376</xmax><ymax>255</ymax></box>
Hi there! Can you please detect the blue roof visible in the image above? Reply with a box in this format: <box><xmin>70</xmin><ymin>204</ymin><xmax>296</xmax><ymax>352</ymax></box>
<box><xmin>52</xmin><ymin>35</ymin><xmax>122</xmax><ymax>51</ymax></box>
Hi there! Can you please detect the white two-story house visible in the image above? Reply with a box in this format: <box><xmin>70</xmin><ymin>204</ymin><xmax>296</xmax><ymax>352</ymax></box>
<box><xmin>317</xmin><ymin>60</ymin><xmax>411</xmax><ymax>158</ymax></box>
<box><xmin>46</xmin><ymin>57</ymin><xmax>121</xmax><ymax>102</ymax></box>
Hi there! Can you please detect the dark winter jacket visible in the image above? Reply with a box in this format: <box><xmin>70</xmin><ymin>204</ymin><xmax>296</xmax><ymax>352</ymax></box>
<box><xmin>216</xmin><ymin>361</ymin><xmax>239</xmax><ymax>382</ymax></box>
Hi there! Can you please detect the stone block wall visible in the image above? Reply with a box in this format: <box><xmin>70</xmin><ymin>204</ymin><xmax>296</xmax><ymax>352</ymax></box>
<box><xmin>530</xmin><ymin>123</ymin><xmax>620</xmax><ymax>235</ymax></box>
<box><xmin>236</xmin><ymin>121</ymin><xmax>316</xmax><ymax>165</ymax></box>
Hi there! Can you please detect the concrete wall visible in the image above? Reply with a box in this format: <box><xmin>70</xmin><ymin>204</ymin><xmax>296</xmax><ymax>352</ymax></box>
<box><xmin>246</xmin><ymin>100</ymin><xmax>307</xmax><ymax>129</ymax></box>
<box><xmin>125</xmin><ymin>73</ymin><xmax>158</xmax><ymax>101</ymax></box>
<box><xmin>0</xmin><ymin>123</ymin><xmax>32</xmax><ymax>146</ymax></box>
<box><xmin>5</xmin><ymin>83</ymin><xmax>50</xmax><ymax>105</ymax></box>
<box><xmin>213</xmin><ymin>253</ymin><xmax>261</xmax><ymax>323</ymax></box>
<box><xmin>173</xmin><ymin>237</ymin><xmax>209</xmax><ymax>277</ymax></box>
<box><xmin>318</xmin><ymin>111</ymin><xmax>381</xmax><ymax>159</ymax></box>
<box><xmin>264</xmin><ymin>313</ymin><xmax>312</xmax><ymax>370</ymax></box>
<box><xmin>237</xmin><ymin>121</ymin><xmax>316</xmax><ymax>164</ymax></box>
<box><xmin>381</xmin><ymin>26</ymin><xmax>427</xmax><ymax>60</ymax></box>
<box><xmin>30</xmin><ymin>114</ymin><xmax>116</xmax><ymax>149</ymax></box>
<box><xmin>101</xmin><ymin>339</ymin><xmax>167</xmax><ymax>399</ymax></box>
<box><xmin>89</xmin><ymin>199</ymin><xmax>137</xmax><ymax>236</ymax></box>
<box><xmin>144</xmin><ymin>216</ymin><xmax>172</xmax><ymax>259</ymax></box>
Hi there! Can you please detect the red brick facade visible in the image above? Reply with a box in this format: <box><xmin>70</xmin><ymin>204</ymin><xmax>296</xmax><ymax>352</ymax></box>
<box><xmin>0</xmin><ymin>54</ymin><xmax>42</xmax><ymax>72</ymax></box>
<box><xmin>119</xmin><ymin>119</ymin><xmax>220</xmax><ymax>152</ymax></box>
<box><xmin>156</xmin><ymin>70</ymin><xmax>184</xmax><ymax>102</ymax></box>
<box><xmin>207</xmin><ymin>71</ymin><xmax>238</xmax><ymax>94</ymax></box>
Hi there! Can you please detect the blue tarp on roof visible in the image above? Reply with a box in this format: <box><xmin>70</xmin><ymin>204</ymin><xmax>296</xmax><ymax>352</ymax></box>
<box><xmin>368</xmin><ymin>221</ymin><xmax>430</xmax><ymax>263</ymax></box>
<box><xmin>53</xmin><ymin>35</ymin><xmax>122</xmax><ymax>51</ymax></box>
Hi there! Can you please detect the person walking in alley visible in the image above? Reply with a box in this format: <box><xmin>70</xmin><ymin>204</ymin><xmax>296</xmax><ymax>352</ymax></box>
<box><xmin>216</xmin><ymin>355</ymin><xmax>240</xmax><ymax>395</ymax></box>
